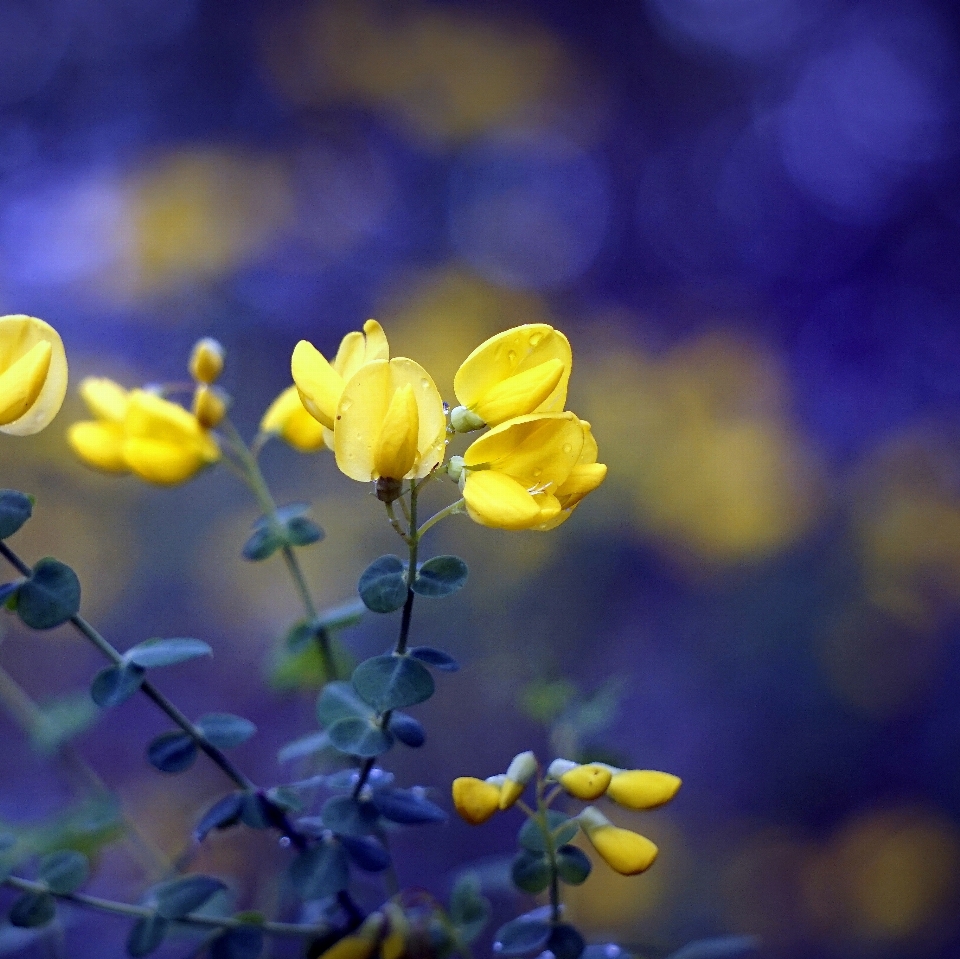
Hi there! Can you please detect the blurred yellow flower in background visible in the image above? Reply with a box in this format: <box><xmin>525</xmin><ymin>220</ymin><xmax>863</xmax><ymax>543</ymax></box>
<box><xmin>0</xmin><ymin>315</ymin><xmax>68</xmax><ymax>436</ymax></box>
<box><xmin>260</xmin><ymin>385</ymin><xmax>327</xmax><ymax>453</ymax></box>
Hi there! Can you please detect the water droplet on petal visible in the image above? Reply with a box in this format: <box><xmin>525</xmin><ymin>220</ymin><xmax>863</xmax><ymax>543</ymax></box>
<box><xmin>562</xmin><ymin>443</ymin><xmax>573</xmax><ymax>454</ymax></box>
<box><xmin>529</xmin><ymin>333</ymin><xmax>542</xmax><ymax>346</ymax></box>
<box><xmin>341</xmin><ymin>399</ymin><xmax>352</xmax><ymax>411</ymax></box>
<box><xmin>421</xmin><ymin>378</ymin><xmax>430</xmax><ymax>389</ymax></box>
<box><xmin>507</xmin><ymin>350</ymin><xmax>517</xmax><ymax>365</ymax></box>
<box><xmin>532</xmin><ymin>468</ymin><xmax>542</xmax><ymax>478</ymax></box>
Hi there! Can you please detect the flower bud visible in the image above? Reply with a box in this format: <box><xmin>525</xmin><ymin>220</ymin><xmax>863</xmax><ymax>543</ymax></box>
<box><xmin>606</xmin><ymin>770</ymin><xmax>682</xmax><ymax>810</ymax></box>
<box><xmin>189</xmin><ymin>337</ymin><xmax>225</xmax><ymax>384</ymax></box>
<box><xmin>500</xmin><ymin>750</ymin><xmax>537</xmax><ymax>810</ymax></box>
<box><xmin>192</xmin><ymin>384</ymin><xmax>227</xmax><ymax>429</ymax></box>
<box><xmin>450</xmin><ymin>405</ymin><xmax>486</xmax><ymax>433</ymax></box>
<box><xmin>554</xmin><ymin>762</ymin><xmax>612</xmax><ymax>801</ymax></box>
<box><xmin>578</xmin><ymin>806</ymin><xmax>658</xmax><ymax>875</ymax></box>
<box><xmin>452</xmin><ymin>777</ymin><xmax>501</xmax><ymax>825</ymax></box>
<box><xmin>447</xmin><ymin>455</ymin><xmax>465</xmax><ymax>484</ymax></box>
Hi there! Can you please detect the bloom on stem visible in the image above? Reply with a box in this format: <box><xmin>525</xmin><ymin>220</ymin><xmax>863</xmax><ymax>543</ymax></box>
<box><xmin>452</xmin><ymin>777</ymin><xmax>502</xmax><ymax>825</ymax></box>
<box><xmin>548</xmin><ymin>759</ymin><xmax>612</xmax><ymax>800</ymax></box>
<box><xmin>334</xmin><ymin>358</ymin><xmax>445</xmax><ymax>482</ymax></box>
<box><xmin>260</xmin><ymin>385</ymin><xmax>326</xmax><ymax>452</ymax></box>
<box><xmin>291</xmin><ymin>319</ymin><xmax>389</xmax><ymax>435</ymax></box>
<box><xmin>460</xmin><ymin>412</ymin><xmax>586</xmax><ymax>530</ymax></box>
<box><xmin>605</xmin><ymin>769</ymin><xmax>682</xmax><ymax>810</ymax></box>
<box><xmin>188</xmin><ymin>337</ymin><xmax>224</xmax><ymax>384</ymax></box>
<box><xmin>452</xmin><ymin>324</ymin><xmax>571</xmax><ymax>430</ymax></box>
<box><xmin>538</xmin><ymin>421</ymin><xmax>607</xmax><ymax>529</ymax></box>
<box><xmin>0</xmin><ymin>314</ymin><xmax>68</xmax><ymax>436</ymax></box>
<box><xmin>500</xmin><ymin>750</ymin><xmax>537</xmax><ymax>809</ymax></box>
<box><xmin>578</xmin><ymin>806</ymin><xmax>659</xmax><ymax>875</ymax></box>
<box><xmin>67</xmin><ymin>378</ymin><xmax>131</xmax><ymax>471</ymax></box>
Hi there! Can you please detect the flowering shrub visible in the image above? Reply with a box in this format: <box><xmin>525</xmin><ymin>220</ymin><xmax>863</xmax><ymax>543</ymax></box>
<box><xmin>0</xmin><ymin>314</ymin><xmax>701</xmax><ymax>959</ymax></box>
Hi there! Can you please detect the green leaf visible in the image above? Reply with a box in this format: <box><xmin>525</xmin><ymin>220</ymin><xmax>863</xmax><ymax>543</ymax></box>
<box><xmin>556</xmin><ymin>845</ymin><xmax>591</xmax><ymax>885</ymax></box>
<box><xmin>408</xmin><ymin>646</ymin><xmax>460</xmax><ymax>672</ymax></box>
<box><xmin>0</xmin><ymin>490</ymin><xmax>32</xmax><ymax>539</ymax></box>
<box><xmin>548</xmin><ymin>924</ymin><xmax>585</xmax><ymax>959</ymax></box>
<box><xmin>371</xmin><ymin>787</ymin><xmax>446</xmax><ymax>825</ymax></box>
<box><xmin>39</xmin><ymin>850</ymin><xmax>89</xmax><ymax>894</ymax></box>
<box><xmin>269</xmin><ymin>637</ymin><xmax>352</xmax><ymax>692</ymax></box>
<box><xmin>195</xmin><ymin>793</ymin><xmax>245</xmax><ymax>842</ymax></box>
<box><xmin>339</xmin><ymin>834</ymin><xmax>390</xmax><ymax>872</ymax></box>
<box><xmin>242</xmin><ymin>522</ymin><xmax>287</xmax><ymax>562</ymax></box>
<box><xmin>124</xmin><ymin>638</ymin><xmax>212</xmax><ymax>670</ymax></box>
<box><xmin>493</xmin><ymin>916</ymin><xmax>552</xmax><ymax>957</ymax></box>
<box><xmin>357</xmin><ymin>555</ymin><xmax>408</xmax><ymax>613</ymax></box>
<box><xmin>243</xmin><ymin>505</ymin><xmax>324</xmax><ymax>561</ymax></box>
<box><xmin>0</xmin><ymin>581</ymin><xmax>21</xmax><ymax>606</ymax></box>
<box><xmin>666</xmin><ymin>936</ymin><xmax>761</xmax><ymax>959</ymax></box>
<box><xmin>449</xmin><ymin>873</ymin><xmax>490</xmax><ymax>945</ymax></box>
<box><xmin>197</xmin><ymin>714</ymin><xmax>256</xmax><ymax>750</ymax></box>
<box><xmin>352</xmin><ymin>655</ymin><xmax>434</xmax><ymax>712</ymax></box>
<box><xmin>8</xmin><ymin>892</ymin><xmax>55</xmax><ymax>929</ymax></box>
<box><xmin>16</xmin><ymin>558</ymin><xmax>80</xmax><ymax>630</ymax></box>
<box><xmin>153</xmin><ymin>875</ymin><xmax>227</xmax><ymax>920</ymax></box>
<box><xmin>316</xmin><ymin>681</ymin><xmax>373</xmax><ymax>727</ymax></box>
<box><xmin>127</xmin><ymin>914</ymin><xmax>169</xmax><ymax>957</ymax></box>
<box><xmin>277</xmin><ymin>731</ymin><xmax>330</xmax><ymax>763</ymax></box>
<box><xmin>211</xmin><ymin>926</ymin><xmax>265</xmax><ymax>959</ymax></box>
<box><xmin>31</xmin><ymin>692</ymin><xmax>100</xmax><ymax>754</ymax></box>
<box><xmin>411</xmin><ymin>555</ymin><xmax>468</xmax><ymax>597</ymax></box>
<box><xmin>91</xmin><ymin>664</ymin><xmax>145</xmax><ymax>709</ymax></box>
<box><xmin>288</xmin><ymin>842</ymin><xmax>349</xmax><ymax>901</ymax></box>
<box><xmin>147</xmin><ymin>731</ymin><xmax>198</xmax><ymax>773</ymax></box>
<box><xmin>266</xmin><ymin>786</ymin><xmax>304</xmax><ymax>813</ymax></box>
<box><xmin>388</xmin><ymin>712</ymin><xmax>425</xmax><ymax>747</ymax></box>
<box><xmin>327</xmin><ymin>716</ymin><xmax>394</xmax><ymax>757</ymax></box>
<box><xmin>316</xmin><ymin>599</ymin><xmax>365</xmax><ymax>632</ymax></box>
<box><xmin>321</xmin><ymin>795</ymin><xmax>380</xmax><ymax>836</ymax></box>
<box><xmin>511</xmin><ymin>850</ymin><xmax>551</xmax><ymax>894</ymax></box>
<box><xmin>518</xmin><ymin>812</ymin><xmax>578</xmax><ymax>854</ymax></box>
<box><xmin>285</xmin><ymin>619</ymin><xmax>317</xmax><ymax>653</ymax></box>
<box><xmin>239</xmin><ymin>793</ymin><xmax>271</xmax><ymax>830</ymax></box>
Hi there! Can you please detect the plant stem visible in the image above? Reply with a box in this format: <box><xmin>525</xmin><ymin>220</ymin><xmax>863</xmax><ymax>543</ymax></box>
<box><xmin>417</xmin><ymin>498</ymin><xmax>465</xmax><ymax>539</ymax></box>
<box><xmin>535</xmin><ymin>777</ymin><xmax>561</xmax><ymax>924</ymax></box>
<box><xmin>1</xmin><ymin>875</ymin><xmax>330</xmax><ymax>939</ymax></box>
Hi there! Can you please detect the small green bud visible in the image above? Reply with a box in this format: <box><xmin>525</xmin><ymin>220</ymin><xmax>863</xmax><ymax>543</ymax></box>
<box><xmin>450</xmin><ymin>405</ymin><xmax>486</xmax><ymax>433</ymax></box>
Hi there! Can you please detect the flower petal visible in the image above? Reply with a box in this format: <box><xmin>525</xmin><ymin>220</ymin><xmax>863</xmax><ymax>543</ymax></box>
<box><xmin>452</xmin><ymin>777</ymin><xmax>501</xmax><ymax>825</ymax></box>
<box><xmin>559</xmin><ymin>764</ymin><xmax>612</xmax><ymax>801</ymax></box>
<box><xmin>261</xmin><ymin>386</ymin><xmax>327</xmax><ymax>452</ymax></box>
<box><xmin>0</xmin><ymin>315</ymin><xmax>68</xmax><ymax>437</ymax></box>
<box><xmin>463</xmin><ymin>470</ymin><xmax>541</xmax><ymax>530</ymax></box>
<box><xmin>79</xmin><ymin>377</ymin><xmax>129</xmax><ymax>422</ymax></box>
<box><xmin>373</xmin><ymin>382</ymin><xmax>420</xmax><ymax>480</ymax></box>
<box><xmin>588</xmin><ymin>825</ymin><xmax>659</xmax><ymax>875</ymax></box>
<box><xmin>470</xmin><ymin>358</ymin><xmax>565</xmax><ymax>426</ymax></box>
<box><xmin>0</xmin><ymin>340</ymin><xmax>51</xmax><ymax>425</ymax></box>
<box><xmin>606</xmin><ymin>770</ymin><xmax>682</xmax><ymax>810</ymax></box>
<box><xmin>292</xmin><ymin>340</ymin><xmax>344</xmax><ymax>429</ymax></box>
<box><xmin>67</xmin><ymin>421</ymin><xmax>127</xmax><ymax>472</ymax></box>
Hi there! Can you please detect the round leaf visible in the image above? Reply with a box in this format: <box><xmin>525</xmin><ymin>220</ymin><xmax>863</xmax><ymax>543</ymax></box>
<box><xmin>153</xmin><ymin>875</ymin><xmax>227</xmax><ymax>920</ymax></box>
<box><xmin>147</xmin><ymin>731</ymin><xmax>198</xmax><ymax>774</ymax></box>
<box><xmin>389</xmin><ymin>712</ymin><xmax>425</xmax><ymax>748</ymax></box>
<box><xmin>352</xmin><ymin>655</ymin><xmax>434</xmax><ymax>712</ymax></box>
<box><xmin>411</xmin><ymin>555</ymin><xmax>468</xmax><ymax>597</ymax></box>
<box><xmin>278</xmin><ymin>731</ymin><xmax>330</xmax><ymax>764</ymax></box>
<box><xmin>127</xmin><ymin>914</ymin><xmax>169</xmax><ymax>957</ymax></box>
<box><xmin>316</xmin><ymin>681</ymin><xmax>373</xmax><ymax>727</ymax></box>
<box><xmin>548</xmin><ymin>924</ymin><xmax>586</xmax><ymax>959</ymax></box>
<box><xmin>493</xmin><ymin>917</ymin><xmax>552</xmax><ymax>957</ymax></box>
<box><xmin>197</xmin><ymin>713</ymin><xmax>256</xmax><ymax>750</ymax></box>
<box><xmin>357</xmin><ymin>555</ymin><xmax>408</xmax><ymax>613</ymax></box>
<box><xmin>449</xmin><ymin>873</ymin><xmax>491</xmax><ymax>945</ymax></box>
<box><xmin>511</xmin><ymin>850</ymin><xmax>551</xmax><ymax>894</ymax></box>
<box><xmin>317</xmin><ymin>599</ymin><xmax>365</xmax><ymax>632</ymax></box>
<box><xmin>9</xmin><ymin>891</ymin><xmax>55</xmax><ymax>928</ymax></box>
<box><xmin>16</xmin><ymin>558</ymin><xmax>80</xmax><ymax>630</ymax></box>
<box><xmin>39</xmin><ymin>850</ymin><xmax>89</xmax><ymax>894</ymax></box>
<box><xmin>0</xmin><ymin>581</ymin><xmax>21</xmax><ymax>606</ymax></box>
<box><xmin>371</xmin><ymin>787</ymin><xmax>446</xmax><ymax>825</ymax></box>
<box><xmin>339</xmin><ymin>834</ymin><xmax>391</xmax><ymax>872</ymax></box>
<box><xmin>408</xmin><ymin>646</ymin><xmax>460</xmax><ymax>672</ymax></box>
<box><xmin>321</xmin><ymin>795</ymin><xmax>380</xmax><ymax>836</ymax></box>
<box><xmin>556</xmin><ymin>844</ymin><xmax>592</xmax><ymax>885</ymax></box>
<box><xmin>327</xmin><ymin>716</ymin><xmax>394</xmax><ymax>757</ymax></box>
<box><xmin>124</xmin><ymin>638</ymin><xmax>212</xmax><ymax>670</ymax></box>
<box><xmin>288</xmin><ymin>842</ymin><xmax>349</xmax><ymax>901</ymax></box>
<box><xmin>90</xmin><ymin>664</ymin><xmax>145</xmax><ymax>709</ymax></box>
<box><xmin>195</xmin><ymin>793</ymin><xmax>245</xmax><ymax>842</ymax></box>
<box><xmin>284</xmin><ymin>515</ymin><xmax>323</xmax><ymax>547</ymax></box>
<box><xmin>518</xmin><ymin>811</ymin><xmax>578</xmax><ymax>853</ymax></box>
<box><xmin>0</xmin><ymin>490</ymin><xmax>32</xmax><ymax>539</ymax></box>
<box><xmin>242</xmin><ymin>520</ymin><xmax>286</xmax><ymax>561</ymax></box>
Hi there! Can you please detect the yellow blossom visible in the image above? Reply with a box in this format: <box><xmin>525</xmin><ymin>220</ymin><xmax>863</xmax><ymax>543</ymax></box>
<box><xmin>499</xmin><ymin>750</ymin><xmax>537</xmax><ymax>810</ymax></box>
<box><xmin>550</xmin><ymin>761</ymin><xmax>612</xmax><ymax>801</ymax></box>
<box><xmin>0</xmin><ymin>314</ymin><xmax>68</xmax><ymax>436</ymax></box>
<box><xmin>537</xmin><ymin>421</ymin><xmax>607</xmax><ymax>529</ymax></box>
<box><xmin>260</xmin><ymin>385</ymin><xmax>327</xmax><ymax>452</ymax></box>
<box><xmin>67</xmin><ymin>378</ymin><xmax>131</xmax><ymax>472</ymax></box>
<box><xmin>188</xmin><ymin>337</ymin><xmax>224</xmax><ymax>384</ymax></box>
<box><xmin>334</xmin><ymin>358</ymin><xmax>445</xmax><ymax>482</ymax></box>
<box><xmin>291</xmin><ymin>319</ymin><xmax>389</xmax><ymax>441</ymax></box>
<box><xmin>452</xmin><ymin>323</ymin><xmax>571</xmax><ymax>428</ymax></box>
<box><xmin>318</xmin><ymin>913</ymin><xmax>385</xmax><ymax>959</ymax></box>
<box><xmin>460</xmin><ymin>412</ymin><xmax>585</xmax><ymax>530</ymax></box>
<box><xmin>579</xmin><ymin>806</ymin><xmax>659</xmax><ymax>876</ymax></box>
<box><xmin>192</xmin><ymin>384</ymin><xmax>227</xmax><ymax>429</ymax></box>
<box><xmin>606</xmin><ymin>770</ymin><xmax>682</xmax><ymax>810</ymax></box>
<box><xmin>452</xmin><ymin>777</ymin><xmax>501</xmax><ymax>825</ymax></box>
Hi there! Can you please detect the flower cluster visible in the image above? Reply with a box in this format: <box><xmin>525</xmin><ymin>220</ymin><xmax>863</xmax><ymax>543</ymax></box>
<box><xmin>452</xmin><ymin>752</ymin><xmax>681</xmax><ymax>876</ymax></box>
<box><xmin>68</xmin><ymin>339</ymin><xmax>222</xmax><ymax>485</ymax></box>
<box><xmin>265</xmin><ymin>321</ymin><xmax>606</xmax><ymax>529</ymax></box>
<box><xmin>0</xmin><ymin>315</ymin><xmax>68</xmax><ymax>437</ymax></box>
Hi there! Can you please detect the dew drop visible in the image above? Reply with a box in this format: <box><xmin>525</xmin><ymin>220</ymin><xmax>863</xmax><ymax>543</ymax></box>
<box><xmin>278</xmin><ymin>836</ymin><xmax>291</xmax><ymax>848</ymax></box>
<box><xmin>421</xmin><ymin>378</ymin><xmax>430</xmax><ymax>389</ymax></box>
<box><xmin>341</xmin><ymin>399</ymin><xmax>352</xmax><ymax>411</ymax></box>
<box><xmin>529</xmin><ymin>333</ymin><xmax>542</xmax><ymax>346</ymax></box>
<box><xmin>507</xmin><ymin>350</ymin><xmax>517</xmax><ymax>365</ymax></box>
<box><xmin>562</xmin><ymin>443</ymin><xmax>573</xmax><ymax>454</ymax></box>
<box><xmin>532</xmin><ymin>468</ymin><xmax>542</xmax><ymax>478</ymax></box>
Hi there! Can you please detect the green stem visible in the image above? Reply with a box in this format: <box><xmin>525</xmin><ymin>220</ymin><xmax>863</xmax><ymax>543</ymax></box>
<box><xmin>1</xmin><ymin>875</ymin><xmax>330</xmax><ymax>939</ymax></box>
<box><xmin>535</xmin><ymin>777</ymin><xmax>561</xmax><ymax>925</ymax></box>
<box><xmin>417</xmin><ymin>498</ymin><xmax>465</xmax><ymax>539</ymax></box>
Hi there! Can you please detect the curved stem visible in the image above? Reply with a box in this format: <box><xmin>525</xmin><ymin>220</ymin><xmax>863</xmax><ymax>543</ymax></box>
<box><xmin>1</xmin><ymin>875</ymin><xmax>330</xmax><ymax>939</ymax></box>
<box><xmin>417</xmin><ymin>498</ymin><xmax>465</xmax><ymax>539</ymax></box>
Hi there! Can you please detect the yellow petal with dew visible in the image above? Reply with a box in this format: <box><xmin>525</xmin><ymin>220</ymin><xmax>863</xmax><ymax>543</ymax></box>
<box><xmin>292</xmin><ymin>340</ymin><xmax>344</xmax><ymax>429</ymax></box>
<box><xmin>260</xmin><ymin>386</ymin><xmax>326</xmax><ymax>452</ymax></box>
<box><xmin>606</xmin><ymin>770</ymin><xmax>682</xmax><ymax>810</ymax></box>
<box><xmin>452</xmin><ymin>777</ymin><xmax>501</xmax><ymax>825</ymax></box>
<box><xmin>454</xmin><ymin>324</ymin><xmax>571</xmax><ymax>424</ymax></box>
<box><xmin>559</xmin><ymin>764</ymin><xmax>612</xmax><ymax>801</ymax></box>
<box><xmin>67</xmin><ymin>421</ymin><xmax>127</xmax><ymax>473</ymax></box>
<box><xmin>0</xmin><ymin>341</ymin><xmax>51</xmax><ymax>425</ymax></box>
<box><xmin>0</xmin><ymin>315</ymin><xmax>68</xmax><ymax>436</ymax></box>
<box><xmin>332</xmin><ymin>330</ymin><xmax>366</xmax><ymax>380</ymax></box>
<box><xmin>373</xmin><ymin>382</ymin><xmax>420</xmax><ymax>480</ymax></box>
<box><xmin>471</xmin><ymin>358</ymin><xmax>565</xmax><ymax>426</ymax></box>
<box><xmin>79</xmin><ymin>377</ymin><xmax>129</xmax><ymax>422</ymax></box>
<box><xmin>463</xmin><ymin>470</ymin><xmax>541</xmax><ymax>530</ymax></box>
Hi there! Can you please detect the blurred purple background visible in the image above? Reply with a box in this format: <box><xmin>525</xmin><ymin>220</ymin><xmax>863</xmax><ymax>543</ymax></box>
<box><xmin>2</xmin><ymin>0</ymin><xmax>960</xmax><ymax>956</ymax></box>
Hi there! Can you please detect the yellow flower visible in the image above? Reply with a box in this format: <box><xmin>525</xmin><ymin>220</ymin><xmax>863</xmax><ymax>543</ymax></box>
<box><xmin>606</xmin><ymin>770</ymin><xmax>682</xmax><ymax>810</ymax></box>
<box><xmin>0</xmin><ymin>314</ymin><xmax>68</xmax><ymax>436</ymax></box>
<box><xmin>69</xmin><ymin>381</ymin><xmax>219</xmax><ymax>485</ymax></box>
<box><xmin>499</xmin><ymin>750</ymin><xmax>538</xmax><ymax>810</ymax></box>
<box><xmin>123</xmin><ymin>391</ymin><xmax>220</xmax><ymax>484</ymax></box>
<box><xmin>291</xmin><ymin>319</ymin><xmax>389</xmax><ymax>437</ymax></box>
<box><xmin>192</xmin><ymin>384</ymin><xmax>227</xmax><ymax>429</ymax></box>
<box><xmin>188</xmin><ymin>337</ymin><xmax>224</xmax><ymax>384</ymax></box>
<box><xmin>537</xmin><ymin>421</ymin><xmax>607</xmax><ymax>529</ymax></box>
<box><xmin>460</xmin><ymin>412</ymin><xmax>585</xmax><ymax>530</ymax></box>
<box><xmin>67</xmin><ymin>378</ymin><xmax>131</xmax><ymax>472</ymax></box>
<box><xmin>452</xmin><ymin>777</ymin><xmax>501</xmax><ymax>825</ymax></box>
<box><xmin>578</xmin><ymin>806</ymin><xmax>658</xmax><ymax>876</ymax></box>
<box><xmin>548</xmin><ymin>760</ymin><xmax>612</xmax><ymax>801</ymax></box>
<box><xmin>260</xmin><ymin>385</ymin><xmax>327</xmax><ymax>452</ymax></box>
<box><xmin>318</xmin><ymin>913</ymin><xmax>385</xmax><ymax>959</ymax></box>
<box><xmin>452</xmin><ymin>324</ymin><xmax>571</xmax><ymax>429</ymax></box>
<box><xmin>334</xmin><ymin>358</ymin><xmax>445</xmax><ymax>482</ymax></box>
